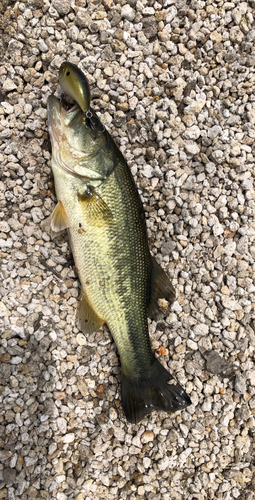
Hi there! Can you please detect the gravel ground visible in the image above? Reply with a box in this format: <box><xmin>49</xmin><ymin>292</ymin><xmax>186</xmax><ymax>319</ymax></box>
<box><xmin>1</xmin><ymin>0</ymin><xmax>255</xmax><ymax>499</ymax></box>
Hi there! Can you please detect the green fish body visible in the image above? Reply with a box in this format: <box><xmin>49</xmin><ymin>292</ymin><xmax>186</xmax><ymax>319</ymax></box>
<box><xmin>47</xmin><ymin>62</ymin><xmax>191</xmax><ymax>423</ymax></box>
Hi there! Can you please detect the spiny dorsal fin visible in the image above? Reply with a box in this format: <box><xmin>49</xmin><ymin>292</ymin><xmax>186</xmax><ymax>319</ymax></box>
<box><xmin>78</xmin><ymin>289</ymin><xmax>105</xmax><ymax>334</ymax></box>
<box><xmin>148</xmin><ymin>257</ymin><xmax>176</xmax><ymax>321</ymax></box>
<box><xmin>51</xmin><ymin>201</ymin><xmax>69</xmax><ymax>238</ymax></box>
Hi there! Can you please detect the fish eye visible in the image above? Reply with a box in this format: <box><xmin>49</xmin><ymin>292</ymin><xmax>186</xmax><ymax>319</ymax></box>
<box><xmin>66</xmin><ymin>71</ymin><xmax>70</xmax><ymax>76</ymax></box>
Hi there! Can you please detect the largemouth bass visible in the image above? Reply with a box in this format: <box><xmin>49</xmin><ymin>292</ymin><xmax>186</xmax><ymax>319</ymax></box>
<box><xmin>47</xmin><ymin>62</ymin><xmax>191</xmax><ymax>423</ymax></box>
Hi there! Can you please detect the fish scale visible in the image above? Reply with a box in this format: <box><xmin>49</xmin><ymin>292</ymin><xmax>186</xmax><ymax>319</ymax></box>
<box><xmin>47</xmin><ymin>62</ymin><xmax>191</xmax><ymax>423</ymax></box>
<box><xmin>53</xmin><ymin>154</ymin><xmax>153</xmax><ymax>377</ymax></box>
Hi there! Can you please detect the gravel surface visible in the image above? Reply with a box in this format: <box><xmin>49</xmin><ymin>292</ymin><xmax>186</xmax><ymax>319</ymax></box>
<box><xmin>1</xmin><ymin>0</ymin><xmax>255</xmax><ymax>499</ymax></box>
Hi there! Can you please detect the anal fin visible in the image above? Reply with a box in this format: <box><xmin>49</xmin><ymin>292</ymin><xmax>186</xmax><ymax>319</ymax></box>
<box><xmin>78</xmin><ymin>289</ymin><xmax>105</xmax><ymax>334</ymax></box>
<box><xmin>148</xmin><ymin>257</ymin><xmax>176</xmax><ymax>321</ymax></box>
<box><xmin>51</xmin><ymin>201</ymin><xmax>70</xmax><ymax>238</ymax></box>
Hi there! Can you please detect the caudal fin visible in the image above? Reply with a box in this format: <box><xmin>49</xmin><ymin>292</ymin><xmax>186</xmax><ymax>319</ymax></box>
<box><xmin>121</xmin><ymin>357</ymin><xmax>191</xmax><ymax>424</ymax></box>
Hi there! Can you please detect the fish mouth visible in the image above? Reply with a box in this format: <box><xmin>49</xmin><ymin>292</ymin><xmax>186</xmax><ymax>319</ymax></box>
<box><xmin>47</xmin><ymin>95</ymin><xmax>82</xmax><ymax>132</ymax></box>
<box><xmin>47</xmin><ymin>95</ymin><xmax>88</xmax><ymax>178</ymax></box>
<box><xmin>47</xmin><ymin>96</ymin><xmax>104</xmax><ymax>183</ymax></box>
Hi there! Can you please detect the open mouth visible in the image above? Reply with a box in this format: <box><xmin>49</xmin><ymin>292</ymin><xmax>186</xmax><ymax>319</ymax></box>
<box><xmin>47</xmin><ymin>95</ymin><xmax>105</xmax><ymax>182</ymax></box>
<box><xmin>47</xmin><ymin>96</ymin><xmax>82</xmax><ymax>177</ymax></box>
<box><xmin>47</xmin><ymin>95</ymin><xmax>82</xmax><ymax>130</ymax></box>
<box><xmin>61</xmin><ymin>102</ymin><xmax>81</xmax><ymax>127</ymax></box>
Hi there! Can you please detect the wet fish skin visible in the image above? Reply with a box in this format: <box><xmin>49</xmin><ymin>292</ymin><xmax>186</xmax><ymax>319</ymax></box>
<box><xmin>47</xmin><ymin>62</ymin><xmax>191</xmax><ymax>423</ymax></box>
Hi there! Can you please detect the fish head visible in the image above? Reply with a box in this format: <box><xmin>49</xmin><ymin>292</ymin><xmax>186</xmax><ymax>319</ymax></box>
<box><xmin>47</xmin><ymin>63</ymin><xmax>110</xmax><ymax>182</ymax></box>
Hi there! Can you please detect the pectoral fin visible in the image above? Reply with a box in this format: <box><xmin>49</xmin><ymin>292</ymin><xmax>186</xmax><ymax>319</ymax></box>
<box><xmin>78</xmin><ymin>185</ymin><xmax>113</xmax><ymax>225</ymax></box>
<box><xmin>51</xmin><ymin>201</ymin><xmax>70</xmax><ymax>238</ymax></box>
<box><xmin>78</xmin><ymin>289</ymin><xmax>105</xmax><ymax>334</ymax></box>
<box><xmin>148</xmin><ymin>257</ymin><xmax>176</xmax><ymax>320</ymax></box>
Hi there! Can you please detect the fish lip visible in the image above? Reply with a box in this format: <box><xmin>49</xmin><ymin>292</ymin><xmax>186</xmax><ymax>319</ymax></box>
<box><xmin>47</xmin><ymin>95</ymin><xmax>61</xmax><ymax>122</ymax></box>
<box><xmin>47</xmin><ymin>95</ymin><xmax>61</xmax><ymax>145</ymax></box>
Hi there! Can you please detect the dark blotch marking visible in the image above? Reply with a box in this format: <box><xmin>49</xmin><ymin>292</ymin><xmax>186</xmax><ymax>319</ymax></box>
<box><xmin>77</xmin><ymin>185</ymin><xmax>94</xmax><ymax>202</ymax></box>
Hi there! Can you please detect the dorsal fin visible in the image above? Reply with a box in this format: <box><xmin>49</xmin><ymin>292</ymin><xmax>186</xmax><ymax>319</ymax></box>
<box><xmin>148</xmin><ymin>257</ymin><xmax>176</xmax><ymax>320</ymax></box>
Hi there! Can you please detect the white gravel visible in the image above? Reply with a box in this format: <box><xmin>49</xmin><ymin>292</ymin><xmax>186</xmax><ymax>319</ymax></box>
<box><xmin>0</xmin><ymin>0</ymin><xmax>255</xmax><ymax>499</ymax></box>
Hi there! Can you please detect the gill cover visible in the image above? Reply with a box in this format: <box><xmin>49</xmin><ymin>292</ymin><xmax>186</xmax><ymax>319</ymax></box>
<box><xmin>59</xmin><ymin>62</ymin><xmax>91</xmax><ymax>113</ymax></box>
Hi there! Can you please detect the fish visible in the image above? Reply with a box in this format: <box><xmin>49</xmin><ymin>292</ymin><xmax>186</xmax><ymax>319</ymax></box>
<box><xmin>47</xmin><ymin>62</ymin><xmax>191</xmax><ymax>424</ymax></box>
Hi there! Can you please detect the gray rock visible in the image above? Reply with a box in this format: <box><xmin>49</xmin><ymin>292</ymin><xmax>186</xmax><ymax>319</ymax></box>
<box><xmin>157</xmin><ymin>455</ymin><xmax>169</xmax><ymax>471</ymax></box>
<box><xmin>221</xmin><ymin>296</ymin><xmax>241</xmax><ymax>310</ymax></box>
<box><xmin>161</xmin><ymin>240</ymin><xmax>177</xmax><ymax>255</ymax></box>
<box><xmin>183</xmin><ymin>125</ymin><xmax>201</xmax><ymax>140</ymax></box>
<box><xmin>234</xmin><ymin>374</ymin><xmax>247</xmax><ymax>394</ymax></box>
<box><xmin>142</xmin><ymin>16</ymin><xmax>157</xmax><ymax>39</ymax></box>
<box><xmin>52</xmin><ymin>0</ymin><xmax>71</xmax><ymax>15</ymax></box>
<box><xmin>3</xmin><ymin>467</ymin><xmax>16</xmax><ymax>486</ymax></box>
<box><xmin>1</xmin><ymin>102</ymin><xmax>14</xmax><ymax>114</ymax></box>
<box><xmin>247</xmin><ymin>29</ymin><xmax>255</xmax><ymax>42</ymax></box>
<box><xmin>224</xmin><ymin>241</ymin><xmax>236</xmax><ymax>256</ymax></box>
<box><xmin>213</xmin><ymin>221</ymin><xmax>224</xmax><ymax>236</ymax></box>
<box><xmin>203</xmin><ymin>350</ymin><xmax>234</xmax><ymax>376</ymax></box>
<box><xmin>208</xmin><ymin>125</ymin><xmax>222</xmax><ymax>140</ymax></box>
<box><xmin>236</xmin><ymin>235</ymin><xmax>248</xmax><ymax>254</ymax></box>
<box><xmin>229</xmin><ymin>26</ymin><xmax>244</xmax><ymax>44</ymax></box>
<box><xmin>166</xmin><ymin>6</ymin><xmax>177</xmax><ymax>23</ymax></box>
<box><xmin>242</xmin><ymin>178</ymin><xmax>253</xmax><ymax>190</ymax></box>
<box><xmin>211</xmin><ymin>150</ymin><xmax>224</xmax><ymax>163</ymax></box>
<box><xmin>38</xmin><ymin>39</ymin><xmax>48</xmax><ymax>52</ymax></box>
<box><xmin>142</xmin><ymin>164</ymin><xmax>153</xmax><ymax>178</ymax></box>
<box><xmin>75</xmin><ymin>9</ymin><xmax>91</xmax><ymax>28</ymax></box>
<box><xmin>193</xmin><ymin>323</ymin><xmax>209</xmax><ymax>336</ymax></box>
<box><xmin>3</xmin><ymin>79</ymin><xmax>17</xmax><ymax>91</ymax></box>
<box><xmin>121</xmin><ymin>4</ymin><xmax>135</xmax><ymax>21</ymax></box>
<box><xmin>57</xmin><ymin>416</ymin><xmax>67</xmax><ymax>434</ymax></box>
<box><xmin>184</xmin><ymin>142</ymin><xmax>200</xmax><ymax>156</ymax></box>
<box><xmin>247</xmin><ymin>109</ymin><xmax>255</xmax><ymax>124</ymax></box>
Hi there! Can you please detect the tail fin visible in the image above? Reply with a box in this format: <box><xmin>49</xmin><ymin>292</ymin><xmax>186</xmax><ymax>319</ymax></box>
<box><xmin>121</xmin><ymin>358</ymin><xmax>191</xmax><ymax>424</ymax></box>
